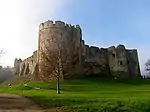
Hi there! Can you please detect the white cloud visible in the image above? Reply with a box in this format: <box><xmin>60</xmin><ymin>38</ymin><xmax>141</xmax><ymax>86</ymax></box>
<box><xmin>0</xmin><ymin>0</ymin><xmax>70</xmax><ymax>66</ymax></box>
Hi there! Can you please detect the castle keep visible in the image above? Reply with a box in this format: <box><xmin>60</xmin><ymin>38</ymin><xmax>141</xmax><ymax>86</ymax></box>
<box><xmin>14</xmin><ymin>20</ymin><xmax>141</xmax><ymax>80</ymax></box>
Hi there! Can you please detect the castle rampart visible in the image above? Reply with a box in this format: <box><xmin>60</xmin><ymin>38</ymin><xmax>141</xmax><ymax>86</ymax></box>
<box><xmin>14</xmin><ymin>20</ymin><xmax>141</xmax><ymax>80</ymax></box>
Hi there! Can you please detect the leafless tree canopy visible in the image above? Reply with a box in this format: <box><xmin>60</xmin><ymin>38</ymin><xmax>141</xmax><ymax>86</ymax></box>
<box><xmin>40</xmin><ymin>32</ymin><xmax>71</xmax><ymax>94</ymax></box>
<box><xmin>40</xmin><ymin>30</ymin><xmax>79</xmax><ymax>80</ymax></box>
<box><xmin>0</xmin><ymin>49</ymin><xmax>4</xmax><ymax>57</ymax></box>
<box><xmin>145</xmin><ymin>59</ymin><xmax>150</xmax><ymax>74</ymax></box>
<box><xmin>40</xmin><ymin>33</ymin><xmax>64</xmax><ymax>79</ymax></box>
<box><xmin>0</xmin><ymin>50</ymin><xmax>13</xmax><ymax>82</ymax></box>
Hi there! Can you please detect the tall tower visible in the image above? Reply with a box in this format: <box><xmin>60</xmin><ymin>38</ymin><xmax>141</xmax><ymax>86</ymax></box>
<box><xmin>38</xmin><ymin>20</ymin><xmax>82</xmax><ymax>81</ymax></box>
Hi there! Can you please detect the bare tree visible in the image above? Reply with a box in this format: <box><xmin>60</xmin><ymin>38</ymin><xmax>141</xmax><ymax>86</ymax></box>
<box><xmin>145</xmin><ymin>59</ymin><xmax>150</xmax><ymax>75</ymax></box>
<box><xmin>39</xmin><ymin>26</ymin><xmax>82</xmax><ymax>94</ymax></box>
<box><xmin>40</xmin><ymin>33</ymin><xmax>69</xmax><ymax>94</ymax></box>
<box><xmin>0</xmin><ymin>49</ymin><xmax>4</xmax><ymax>58</ymax></box>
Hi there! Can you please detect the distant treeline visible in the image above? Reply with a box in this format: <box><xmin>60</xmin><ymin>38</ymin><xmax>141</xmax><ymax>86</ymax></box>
<box><xmin>0</xmin><ymin>66</ymin><xmax>13</xmax><ymax>82</ymax></box>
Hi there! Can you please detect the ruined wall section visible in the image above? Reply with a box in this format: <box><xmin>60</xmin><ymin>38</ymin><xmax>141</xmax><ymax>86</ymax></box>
<box><xmin>18</xmin><ymin>50</ymin><xmax>38</xmax><ymax>76</ymax></box>
<box><xmin>38</xmin><ymin>20</ymin><xmax>82</xmax><ymax>81</ymax></box>
<box><xmin>13</xmin><ymin>20</ymin><xmax>141</xmax><ymax>80</ymax></box>
<box><xmin>107</xmin><ymin>45</ymin><xmax>141</xmax><ymax>78</ymax></box>
<box><xmin>126</xmin><ymin>49</ymin><xmax>141</xmax><ymax>77</ymax></box>
<box><xmin>13</xmin><ymin>58</ymin><xmax>22</xmax><ymax>75</ymax></box>
<box><xmin>82</xmin><ymin>45</ymin><xmax>110</xmax><ymax>75</ymax></box>
<box><xmin>108</xmin><ymin>45</ymin><xmax>129</xmax><ymax>78</ymax></box>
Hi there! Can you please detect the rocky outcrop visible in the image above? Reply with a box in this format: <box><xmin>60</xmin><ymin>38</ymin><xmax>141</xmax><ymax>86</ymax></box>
<box><xmin>13</xmin><ymin>20</ymin><xmax>141</xmax><ymax>80</ymax></box>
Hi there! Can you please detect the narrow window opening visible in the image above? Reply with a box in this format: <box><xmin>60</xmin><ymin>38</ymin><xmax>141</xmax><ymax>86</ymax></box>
<box><xmin>63</xmin><ymin>70</ymin><xmax>65</xmax><ymax>74</ymax></box>
<box><xmin>119</xmin><ymin>61</ymin><xmax>123</xmax><ymax>66</ymax></box>
<box><xmin>112</xmin><ymin>53</ymin><xmax>115</xmax><ymax>58</ymax></box>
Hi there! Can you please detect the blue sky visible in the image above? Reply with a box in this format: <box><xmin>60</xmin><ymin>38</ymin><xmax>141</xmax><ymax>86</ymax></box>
<box><xmin>52</xmin><ymin>0</ymin><xmax>150</xmax><ymax>74</ymax></box>
<box><xmin>0</xmin><ymin>0</ymin><xmax>149</xmax><ymax>74</ymax></box>
<box><xmin>61</xmin><ymin>0</ymin><xmax>150</xmax><ymax>46</ymax></box>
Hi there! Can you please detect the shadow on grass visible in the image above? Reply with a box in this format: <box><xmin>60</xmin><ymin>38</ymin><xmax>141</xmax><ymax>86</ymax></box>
<box><xmin>76</xmin><ymin>74</ymin><xmax>150</xmax><ymax>85</ymax></box>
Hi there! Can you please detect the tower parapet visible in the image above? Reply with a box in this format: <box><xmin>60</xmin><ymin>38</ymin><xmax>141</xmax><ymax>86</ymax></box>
<box><xmin>39</xmin><ymin>20</ymin><xmax>82</xmax><ymax>32</ymax></box>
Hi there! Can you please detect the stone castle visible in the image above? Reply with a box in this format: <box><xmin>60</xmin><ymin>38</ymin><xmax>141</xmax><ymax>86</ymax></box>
<box><xmin>14</xmin><ymin>20</ymin><xmax>141</xmax><ymax>81</ymax></box>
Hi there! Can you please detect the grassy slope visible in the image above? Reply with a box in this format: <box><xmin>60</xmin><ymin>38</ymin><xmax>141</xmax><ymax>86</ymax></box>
<box><xmin>1</xmin><ymin>78</ymin><xmax>150</xmax><ymax>112</ymax></box>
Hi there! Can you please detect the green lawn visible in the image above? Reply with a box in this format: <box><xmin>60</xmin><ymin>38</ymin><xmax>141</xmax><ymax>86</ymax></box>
<box><xmin>1</xmin><ymin>77</ymin><xmax>150</xmax><ymax>112</ymax></box>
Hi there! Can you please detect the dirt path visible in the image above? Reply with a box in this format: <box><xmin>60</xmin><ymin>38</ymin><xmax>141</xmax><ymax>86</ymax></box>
<box><xmin>0</xmin><ymin>94</ymin><xmax>70</xmax><ymax>112</ymax></box>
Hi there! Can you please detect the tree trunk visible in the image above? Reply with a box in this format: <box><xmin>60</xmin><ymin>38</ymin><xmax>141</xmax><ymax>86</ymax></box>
<box><xmin>57</xmin><ymin>75</ymin><xmax>60</xmax><ymax>94</ymax></box>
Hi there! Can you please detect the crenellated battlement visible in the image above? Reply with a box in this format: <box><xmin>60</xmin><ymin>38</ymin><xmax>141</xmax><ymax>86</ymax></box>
<box><xmin>39</xmin><ymin>20</ymin><xmax>82</xmax><ymax>32</ymax></box>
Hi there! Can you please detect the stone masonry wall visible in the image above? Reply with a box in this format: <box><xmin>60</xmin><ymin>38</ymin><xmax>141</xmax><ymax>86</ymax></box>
<box><xmin>14</xmin><ymin>51</ymin><xmax>38</xmax><ymax>77</ymax></box>
<box><xmin>126</xmin><ymin>49</ymin><xmax>141</xmax><ymax>77</ymax></box>
<box><xmin>38</xmin><ymin>20</ymin><xmax>82</xmax><ymax>81</ymax></box>
<box><xmin>14</xmin><ymin>20</ymin><xmax>141</xmax><ymax>80</ymax></box>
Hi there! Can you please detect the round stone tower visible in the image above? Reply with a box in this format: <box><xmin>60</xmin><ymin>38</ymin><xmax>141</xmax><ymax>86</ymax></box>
<box><xmin>38</xmin><ymin>20</ymin><xmax>82</xmax><ymax>81</ymax></box>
